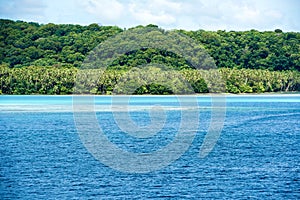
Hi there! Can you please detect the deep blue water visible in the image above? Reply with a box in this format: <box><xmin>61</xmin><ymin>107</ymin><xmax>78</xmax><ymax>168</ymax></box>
<box><xmin>0</xmin><ymin>95</ymin><xmax>299</xmax><ymax>199</ymax></box>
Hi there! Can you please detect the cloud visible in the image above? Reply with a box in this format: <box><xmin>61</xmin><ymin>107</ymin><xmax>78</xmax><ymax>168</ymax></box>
<box><xmin>227</xmin><ymin>0</ymin><xmax>284</xmax><ymax>29</ymax></box>
<box><xmin>128</xmin><ymin>0</ymin><xmax>181</xmax><ymax>25</ymax></box>
<box><xmin>174</xmin><ymin>0</ymin><xmax>287</xmax><ymax>31</ymax></box>
<box><xmin>82</xmin><ymin>0</ymin><xmax>124</xmax><ymax>22</ymax></box>
<box><xmin>0</xmin><ymin>0</ymin><xmax>298</xmax><ymax>31</ymax></box>
<box><xmin>234</xmin><ymin>6</ymin><xmax>261</xmax><ymax>24</ymax></box>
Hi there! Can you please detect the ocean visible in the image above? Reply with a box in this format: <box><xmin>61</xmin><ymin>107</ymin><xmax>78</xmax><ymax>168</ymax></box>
<box><xmin>1</xmin><ymin>95</ymin><xmax>299</xmax><ymax>199</ymax></box>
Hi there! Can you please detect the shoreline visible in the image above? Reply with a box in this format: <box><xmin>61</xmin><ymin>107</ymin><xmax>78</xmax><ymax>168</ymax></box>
<box><xmin>1</xmin><ymin>92</ymin><xmax>300</xmax><ymax>97</ymax></box>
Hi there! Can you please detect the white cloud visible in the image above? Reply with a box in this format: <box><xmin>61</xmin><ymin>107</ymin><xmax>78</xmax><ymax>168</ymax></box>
<box><xmin>234</xmin><ymin>6</ymin><xmax>261</xmax><ymax>24</ymax></box>
<box><xmin>128</xmin><ymin>0</ymin><xmax>181</xmax><ymax>25</ymax></box>
<box><xmin>0</xmin><ymin>0</ymin><xmax>299</xmax><ymax>31</ymax></box>
<box><xmin>75</xmin><ymin>0</ymin><xmax>289</xmax><ymax>31</ymax></box>
<box><xmin>151</xmin><ymin>0</ymin><xmax>182</xmax><ymax>13</ymax></box>
<box><xmin>82</xmin><ymin>0</ymin><xmax>124</xmax><ymax>22</ymax></box>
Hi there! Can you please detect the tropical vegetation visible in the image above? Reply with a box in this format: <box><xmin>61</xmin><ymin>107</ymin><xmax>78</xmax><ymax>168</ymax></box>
<box><xmin>0</xmin><ymin>19</ymin><xmax>299</xmax><ymax>94</ymax></box>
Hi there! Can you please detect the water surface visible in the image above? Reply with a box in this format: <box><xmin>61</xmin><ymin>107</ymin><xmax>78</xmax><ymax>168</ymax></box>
<box><xmin>1</xmin><ymin>95</ymin><xmax>299</xmax><ymax>199</ymax></box>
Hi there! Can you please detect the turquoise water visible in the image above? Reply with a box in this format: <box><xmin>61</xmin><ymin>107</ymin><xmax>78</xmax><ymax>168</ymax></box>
<box><xmin>0</xmin><ymin>95</ymin><xmax>299</xmax><ymax>199</ymax></box>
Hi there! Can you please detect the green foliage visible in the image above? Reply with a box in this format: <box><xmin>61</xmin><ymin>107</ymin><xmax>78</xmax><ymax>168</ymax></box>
<box><xmin>134</xmin><ymin>84</ymin><xmax>173</xmax><ymax>95</ymax></box>
<box><xmin>191</xmin><ymin>79</ymin><xmax>209</xmax><ymax>93</ymax></box>
<box><xmin>0</xmin><ymin>19</ymin><xmax>123</xmax><ymax>68</ymax></box>
<box><xmin>1</xmin><ymin>19</ymin><xmax>299</xmax><ymax>72</ymax></box>
<box><xmin>1</xmin><ymin>64</ymin><xmax>299</xmax><ymax>95</ymax></box>
<box><xmin>219</xmin><ymin>68</ymin><xmax>300</xmax><ymax>93</ymax></box>
<box><xmin>0</xmin><ymin>64</ymin><xmax>77</xmax><ymax>94</ymax></box>
<box><xmin>179</xmin><ymin>29</ymin><xmax>300</xmax><ymax>71</ymax></box>
<box><xmin>109</xmin><ymin>48</ymin><xmax>193</xmax><ymax>70</ymax></box>
<box><xmin>0</xmin><ymin>19</ymin><xmax>300</xmax><ymax>95</ymax></box>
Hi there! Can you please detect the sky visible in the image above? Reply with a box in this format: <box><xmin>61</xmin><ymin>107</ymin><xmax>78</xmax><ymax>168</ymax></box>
<box><xmin>0</xmin><ymin>0</ymin><xmax>299</xmax><ymax>31</ymax></box>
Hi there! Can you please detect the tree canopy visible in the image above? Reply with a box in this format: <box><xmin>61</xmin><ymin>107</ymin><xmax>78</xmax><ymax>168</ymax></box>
<box><xmin>1</xmin><ymin>19</ymin><xmax>299</xmax><ymax>71</ymax></box>
<box><xmin>0</xmin><ymin>19</ymin><xmax>299</xmax><ymax>95</ymax></box>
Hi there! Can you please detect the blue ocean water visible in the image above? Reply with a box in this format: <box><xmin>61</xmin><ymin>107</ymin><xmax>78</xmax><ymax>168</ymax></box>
<box><xmin>0</xmin><ymin>95</ymin><xmax>299</xmax><ymax>199</ymax></box>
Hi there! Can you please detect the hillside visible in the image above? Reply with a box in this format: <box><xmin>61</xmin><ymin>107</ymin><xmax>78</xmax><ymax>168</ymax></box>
<box><xmin>0</xmin><ymin>19</ymin><xmax>299</xmax><ymax>94</ymax></box>
<box><xmin>1</xmin><ymin>19</ymin><xmax>299</xmax><ymax>71</ymax></box>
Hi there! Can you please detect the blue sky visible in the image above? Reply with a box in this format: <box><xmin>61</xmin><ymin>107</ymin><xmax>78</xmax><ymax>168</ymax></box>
<box><xmin>0</xmin><ymin>0</ymin><xmax>299</xmax><ymax>31</ymax></box>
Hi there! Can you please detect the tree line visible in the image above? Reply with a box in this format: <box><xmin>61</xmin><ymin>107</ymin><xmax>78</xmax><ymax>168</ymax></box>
<box><xmin>1</xmin><ymin>65</ymin><xmax>299</xmax><ymax>94</ymax></box>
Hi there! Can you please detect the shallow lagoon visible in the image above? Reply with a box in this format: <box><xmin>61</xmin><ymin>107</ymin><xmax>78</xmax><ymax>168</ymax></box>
<box><xmin>0</xmin><ymin>95</ymin><xmax>299</xmax><ymax>199</ymax></box>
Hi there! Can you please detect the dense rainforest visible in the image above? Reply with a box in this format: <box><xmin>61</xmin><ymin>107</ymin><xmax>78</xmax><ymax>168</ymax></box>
<box><xmin>0</xmin><ymin>19</ymin><xmax>299</xmax><ymax>94</ymax></box>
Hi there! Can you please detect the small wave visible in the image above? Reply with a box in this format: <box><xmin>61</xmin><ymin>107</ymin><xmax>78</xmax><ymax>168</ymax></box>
<box><xmin>0</xmin><ymin>105</ymin><xmax>202</xmax><ymax>113</ymax></box>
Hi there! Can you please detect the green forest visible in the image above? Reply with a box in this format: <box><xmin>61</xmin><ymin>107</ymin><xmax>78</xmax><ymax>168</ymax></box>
<box><xmin>0</xmin><ymin>19</ymin><xmax>300</xmax><ymax>94</ymax></box>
